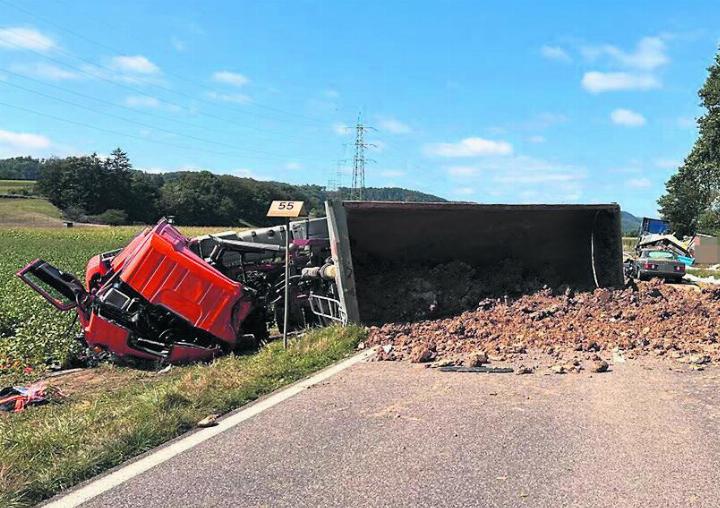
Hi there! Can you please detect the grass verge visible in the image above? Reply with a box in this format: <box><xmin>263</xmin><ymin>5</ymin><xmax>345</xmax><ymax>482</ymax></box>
<box><xmin>687</xmin><ymin>267</ymin><xmax>720</xmax><ymax>279</ymax></box>
<box><xmin>0</xmin><ymin>325</ymin><xmax>367</xmax><ymax>508</ymax></box>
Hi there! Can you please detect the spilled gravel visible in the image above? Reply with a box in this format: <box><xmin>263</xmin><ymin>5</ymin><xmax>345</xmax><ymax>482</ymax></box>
<box><xmin>366</xmin><ymin>280</ymin><xmax>719</xmax><ymax>374</ymax></box>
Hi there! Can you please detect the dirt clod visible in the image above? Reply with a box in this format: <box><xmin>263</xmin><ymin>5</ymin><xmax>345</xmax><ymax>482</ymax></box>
<box><xmin>590</xmin><ymin>360</ymin><xmax>609</xmax><ymax>373</ymax></box>
<box><xmin>464</xmin><ymin>351</ymin><xmax>488</xmax><ymax>367</ymax></box>
<box><xmin>515</xmin><ymin>365</ymin><xmax>534</xmax><ymax>375</ymax></box>
<box><xmin>410</xmin><ymin>347</ymin><xmax>435</xmax><ymax>363</ymax></box>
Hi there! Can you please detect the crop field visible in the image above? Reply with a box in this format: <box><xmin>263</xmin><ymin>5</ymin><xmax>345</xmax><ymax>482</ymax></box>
<box><xmin>0</xmin><ymin>225</ymin><xmax>221</xmax><ymax>380</ymax></box>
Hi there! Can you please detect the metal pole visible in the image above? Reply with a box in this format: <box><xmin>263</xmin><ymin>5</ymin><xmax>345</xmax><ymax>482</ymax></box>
<box><xmin>283</xmin><ymin>218</ymin><xmax>290</xmax><ymax>348</ymax></box>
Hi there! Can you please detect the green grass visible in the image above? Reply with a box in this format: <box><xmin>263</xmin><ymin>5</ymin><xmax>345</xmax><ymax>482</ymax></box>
<box><xmin>0</xmin><ymin>197</ymin><xmax>63</xmax><ymax>226</ymax></box>
<box><xmin>0</xmin><ymin>180</ymin><xmax>36</xmax><ymax>194</ymax></box>
<box><xmin>0</xmin><ymin>325</ymin><xmax>367</xmax><ymax>508</ymax></box>
<box><xmin>686</xmin><ymin>267</ymin><xmax>720</xmax><ymax>279</ymax></box>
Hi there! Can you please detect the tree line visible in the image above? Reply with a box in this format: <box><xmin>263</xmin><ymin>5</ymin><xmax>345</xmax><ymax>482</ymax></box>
<box><xmin>1</xmin><ymin>150</ymin><xmax>443</xmax><ymax>226</ymax></box>
<box><xmin>659</xmin><ymin>49</ymin><xmax>720</xmax><ymax>237</ymax></box>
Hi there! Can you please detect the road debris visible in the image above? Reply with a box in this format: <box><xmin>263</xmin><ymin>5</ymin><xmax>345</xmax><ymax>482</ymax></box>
<box><xmin>0</xmin><ymin>381</ymin><xmax>65</xmax><ymax>413</ymax></box>
<box><xmin>590</xmin><ymin>360</ymin><xmax>609</xmax><ymax>373</ymax></box>
<box><xmin>197</xmin><ymin>413</ymin><xmax>220</xmax><ymax>428</ymax></box>
<box><xmin>438</xmin><ymin>366</ymin><xmax>514</xmax><ymax>373</ymax></box>
<box><xmin>367</xmin><ymin>280</ymin><xmax>720</xmax><ymax>372</ymax></box>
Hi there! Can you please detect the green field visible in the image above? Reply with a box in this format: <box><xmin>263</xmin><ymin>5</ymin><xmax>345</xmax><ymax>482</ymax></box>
<box><xmin>0</xmin><ymin>179</ymin><xmax>35</xmax><ymax>195</ymax></box>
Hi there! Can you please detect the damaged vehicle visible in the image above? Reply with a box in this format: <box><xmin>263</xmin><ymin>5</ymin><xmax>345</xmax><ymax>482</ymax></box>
<box><xmin>17</xmin><ymin>218</ymin><xmax>344</xmax><ymax>364</ymax></box>
<box><xmin>633</xmin><ymin>249</ymin><xmax>685</xmax><ymax>282</ymax></box>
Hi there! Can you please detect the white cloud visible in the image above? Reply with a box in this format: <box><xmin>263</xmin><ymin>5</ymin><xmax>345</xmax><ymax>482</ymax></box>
<box><xmin>443</xmin><ymin>155</ymin><xmax>586</xmax><ymax>203</ymax></box>
<box><xmin>323</xmin><ymin>89</ymin><xmax>339</xmax><ymax>99</ymax></box>
<box><xmin>332</xmin><ymin>123</ymin><xmax>350</xmax><ymax>135</ymax></box>
<box><xmin>10</xmin><ymin>62</ymin><xmax>80</xmax><ymax>80</ymax></box>
<box><xmin>528</xmin><ymin>135</ymin><xmax>546</xmax><ymax>143</ymax></box>
<box><xmin>377</xmin><ymin>116</ymin><xmax>412</xmax><ymax>134</ymax></box>
<box><xmin>540</xmin><ymin>45</ymin><xmax>571</xmax><ymax>62</ymax></box>
<box><xmin>0</xmin><ymin>27</ymin><xmax>56</xmax><ymax>52</ymax></box>
<box><xmin>206</xmin><ymin>91</ymin><xmax>251</xmax><ymax>104</ymax></box>
<box><xmin>0</xmin><ymin>129</ymin><xmax>51</xmax><ymax>149</ymax></box>
<box><xmin>380</xmin><ymin>170</ymin><xmax>406</xmax><ymax>177</ymax></box>
<box><xmin>285</xmin><ymin>161</ymin><xmax>303</xmax><ymax>170</ymax></box>
<box><xmin>453</xmin><ymin>187</ymin><xmax>475</xmax><ymax>196</ymax></box>
<box><xmin>212</xmin><ymin>70</ymin><xmax>249</xmax><ymax>87</ymax></box>
<box><xmin>581</xmin><ymin>71</ymin><xmax>660</xmax><ymax>93</ymax></box>
<box><xmin>424</xmin><ymin>137</ymin><xmax>512</xmax><ymax>157</ymax></box>
<box><xmin>111</xmin><ymin>55</ymin><xmax>160</xmax><ymax>74</ymax></box>
<box><xmin>627</xmin><ymin>177</ymin><xmax>651</xmax><ymax>189</ymax></box>
<box><xmin>583</xmin><ymin>36</ymin><xmax>668</xmax><ymax>70</ymax></box>
<box><xmin>611</xmin><ymin>108</ymin><xmax>646</xmax><ymax>127</ymax></box>
<box><xmin>125</xmin><ymin>96</ymin><xmax>161</xmax><ymax>108</ymax></box>
<box><xmin>447</xmin><ymin>166</ymin><xmax>479</xmax><ymax>177</ymax></box>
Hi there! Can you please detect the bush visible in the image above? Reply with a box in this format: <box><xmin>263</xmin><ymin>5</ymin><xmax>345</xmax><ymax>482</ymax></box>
<box><xmin>91</xmin><ymin>209</ymin><xmax>129</xmax><ymax>226</ymax></box>
<box><xmin>62</xmin><ymin>206</ymin><xmax>87</xmax><ymax>222</ymax></box>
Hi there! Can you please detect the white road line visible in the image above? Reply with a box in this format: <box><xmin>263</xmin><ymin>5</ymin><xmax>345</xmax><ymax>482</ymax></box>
<box><xmin>45</xmin><ymin>348</ymin><xmax>375</xmax><ymax>508</ymax></box>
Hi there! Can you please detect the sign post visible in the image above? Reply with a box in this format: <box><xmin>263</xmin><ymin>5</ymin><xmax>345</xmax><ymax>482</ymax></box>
<box><xmin>267</xmin><ymin>200</ymin><xmax>307</xmax><ymax>348</ymax></box>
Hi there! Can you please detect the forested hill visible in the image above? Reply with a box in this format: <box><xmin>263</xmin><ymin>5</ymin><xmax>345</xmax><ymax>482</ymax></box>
<box><xmin>1</xmin><ymin>153</ymin><xmax>445</xmax><ymax>226</ymax></box>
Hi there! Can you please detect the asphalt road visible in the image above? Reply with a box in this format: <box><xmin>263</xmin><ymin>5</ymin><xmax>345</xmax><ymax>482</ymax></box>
<box><xmin>68</xmin><ymin>358</ymin><xmax>720</xmax><ymax>507</ymax></box>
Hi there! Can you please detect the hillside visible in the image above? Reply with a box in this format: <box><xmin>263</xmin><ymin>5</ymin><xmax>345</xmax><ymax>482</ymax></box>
<box><xmin>0</xmin><ymin>196</ymin><xmax>63</xmax><ymax>226</ymax></box>
<box><xmin>621</xmin><ymin>211</ymin><xmax>642</xmax><ymax>236</ymax></box>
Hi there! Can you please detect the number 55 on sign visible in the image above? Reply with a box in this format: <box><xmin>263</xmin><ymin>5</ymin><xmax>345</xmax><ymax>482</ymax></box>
<box><xmin>267</xmin><ymin>200</ymin><xmax>307</xmax><ymax>218</ymax></box>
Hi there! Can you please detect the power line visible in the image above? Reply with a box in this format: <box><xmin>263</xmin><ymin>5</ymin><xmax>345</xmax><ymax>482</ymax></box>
<box><xmin>0</xmin><ymin>68</ymin><xmax>301</xmax><ymax>146</ymax></box>
<box><xmin>0</xmin><ymin>38</ymin><xmax>325</xmax><ymax>142</ymax></box>
<box><xmin>0</xmin><ymin>99</ymin><xmax>322</xmax><ymax>167</ymax></box>
<box><xmin>0</xmin><ymin>100</ymin><xmax>237</xmax><ymax>156</ymax></box>
<box><xmin>0</xmin><ymin>0</ymin><xmax>329</xmax><ymax>127</ymax></box>
<box><xmin>0</xmin><ymin>78</ymin><xmax>308</xmax><ymax>160</ymax></box>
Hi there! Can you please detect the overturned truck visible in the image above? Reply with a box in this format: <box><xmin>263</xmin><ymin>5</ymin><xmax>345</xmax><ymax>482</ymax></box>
<box><xmin>18</xmin><ymin>202</ymin><xmax>623</xmax><ymax>364</ymax></box>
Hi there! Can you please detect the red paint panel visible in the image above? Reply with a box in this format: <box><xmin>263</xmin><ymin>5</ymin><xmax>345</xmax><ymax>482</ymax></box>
<box><xmin>83</xmin><ymin>314</ymin><xmax>156</xmax><ymax>361</ymax></box>
<box><xmin>118</xmin><ymin>221</ymin><xmax>248</xmax><ymax>343</ymax></box>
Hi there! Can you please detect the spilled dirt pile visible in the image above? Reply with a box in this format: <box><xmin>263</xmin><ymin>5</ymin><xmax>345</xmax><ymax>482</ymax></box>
<box><xmin>366</xmin><ymin>280</ymin><xmax>719</xmax><ymax>372</ymax></box>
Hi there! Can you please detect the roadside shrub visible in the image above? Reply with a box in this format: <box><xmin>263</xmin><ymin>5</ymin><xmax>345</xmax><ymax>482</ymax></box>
<box><xmin>62</xmin><ymin>206</ymin><xmax>87</xmax><ymax>222</ymax></box>
<box><xmin>90</xmin><ymin>209</ymin><xmax>129</xmax><ymax>226</ymax></box>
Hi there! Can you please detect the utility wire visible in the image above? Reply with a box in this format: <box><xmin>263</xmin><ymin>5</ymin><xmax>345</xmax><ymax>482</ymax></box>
<box><xmin>0</xmin><ymin>38</ymin><xmax>324</xmax><ymax>140</ymax></box>
<box><xmin>0</xmin><ymin>99</ymin><xmax>328</xmax><ymax>164</ymax></box>
<box><xmin>0</xmin><ymin>78</ymin><xmax>317</xmax><ymax>160</ymax></box>
<box><xmin>0</xmin><ymin>0</ymin><xmax>328</xmax><ymax>127</ymax></box>
<box><xmin>0</xmin><ymin>68</ymin><xmax>316</xmax><ymax>147</ymax></box>
<box><xmin>0</xmin><ymin>100</ymin><xmax>233</xmax><ymax>156</ymax></box>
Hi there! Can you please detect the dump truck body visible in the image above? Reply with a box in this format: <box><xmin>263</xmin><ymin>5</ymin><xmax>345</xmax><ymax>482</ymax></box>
<box><xmin>326</xmin><ymin>201</ymin><xmax>624</xmax><ymax>324</ymax></box>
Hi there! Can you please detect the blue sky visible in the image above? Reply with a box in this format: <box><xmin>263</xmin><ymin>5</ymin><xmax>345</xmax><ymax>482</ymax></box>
<box><xmin>0</xmin><ymin>0</ymin><xmax>717</xmax><ymax>216</ymax></box>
